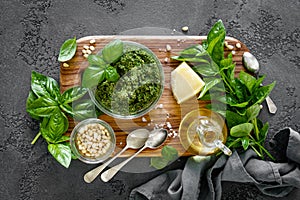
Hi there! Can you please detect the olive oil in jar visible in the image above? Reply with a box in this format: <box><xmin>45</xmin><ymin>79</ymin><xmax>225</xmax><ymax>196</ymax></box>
<box><xmin>179</xmin><ymin>108</ymin><xmax>230</xmax><ymax>156</ymax></box>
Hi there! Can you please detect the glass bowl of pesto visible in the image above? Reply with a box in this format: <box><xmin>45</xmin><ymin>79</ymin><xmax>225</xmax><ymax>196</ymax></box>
<box><xmin>88</xmin><ymin>40</ymin><xmax>164</xmax><ymax>119</ymax></box>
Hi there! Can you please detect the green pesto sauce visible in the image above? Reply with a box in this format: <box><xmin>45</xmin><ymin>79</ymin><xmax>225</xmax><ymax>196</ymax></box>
<box><xmin>95</xmin><ymin>49</ymin><xmax>162</xmax><ymax>115</ymax></box>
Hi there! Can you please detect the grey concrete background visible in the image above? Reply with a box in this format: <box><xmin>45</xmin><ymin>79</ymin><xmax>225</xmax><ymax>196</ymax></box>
<box><xmin>0</xmin><ymin>0</ymin><xmax>299</xmax><ymax>199</ymax></box>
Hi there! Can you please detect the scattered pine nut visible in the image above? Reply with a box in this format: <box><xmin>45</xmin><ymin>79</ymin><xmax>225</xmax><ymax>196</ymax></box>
<box><xmin>166</xmin><ymin>44</ymin><xmax>172</xmax><ymax>52</ymax></box>
<box><xmin>232</xmin><ymin>50</ymin><xmax>236</xmax><ymax>55</ymax></box>
<box><xmin>181</xmin><ymin>26</ymin><xmax>189</xmax><ymax>32</ymax></box>
<box><xmin>89</xmin><ymin>39</ymin><xmax>96</xmax><ymax>44</ymax></box>
<box><xmin>63</xmin><ymin>63</ymin><xmax>69</xmax><ymax>68</ymax></box>
<box><xmin>86</xmin><ymin>49</ymin><xmax>92</xmax><ymax>54</ymax></box>
<box><xmin>83</xmin><ymin>54</ymin><xmax>89</xmax><ymax>58</ymax></box>
<box><xmin>82</xmin><ymin>49</ymin><xmax>87</xmax><ymax>54</ymax></box>
<box><xmin>164</xmin><ymin>57</ymin><xmax>168</xmax><ymax>63</ymax></box>
<box><xmin>236</xmin><ymin>42</ymin><xmax>241</xmax><ymax>48</ymax></box>
<box><xmin>83</xmin><ymin>45</ymin><xmax>90</xmax><ymax>50</ymax></box>
<box><xmin>89</xmin><ymin>45</ymin><xmax>95</xmax><ymax>51</ymax></box>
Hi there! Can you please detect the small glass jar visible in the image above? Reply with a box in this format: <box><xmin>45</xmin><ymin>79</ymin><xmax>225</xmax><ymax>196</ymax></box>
<box><xmin>179</xmin><ymin>108</ymin><xmax>231</xmax><ymax>156</ymax></box>
<box><xmin>70</xmin><ymin>118</ymin><xmax>116</xmax><ymax>164</ymax></box>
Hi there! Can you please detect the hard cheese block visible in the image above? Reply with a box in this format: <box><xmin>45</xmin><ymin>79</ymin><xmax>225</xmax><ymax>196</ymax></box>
<box><xmin>171</xmin><ymin>62</ymin><xmax>205</xmax><ymax>104</ymax></box>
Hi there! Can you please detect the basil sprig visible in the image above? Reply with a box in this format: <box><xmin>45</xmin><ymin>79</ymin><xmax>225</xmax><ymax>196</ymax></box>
<box><xmin>81</xmin><ymin>39</ymin><xmax>123</xmax><ymax>88</ymax></box>
<box><xmin>172</xmin><ymin>20</ymin><xmax>276</xmax><ymax>160</ymax></box>
<box><xmin>58</xmin><ymin>37</ymin><xmax>77</xmax><ymax>62</ymax></box>
<box><xmin>26</xmin><ymin>71</ymin><xmax>88</xmax><ymax>168</ymax></box>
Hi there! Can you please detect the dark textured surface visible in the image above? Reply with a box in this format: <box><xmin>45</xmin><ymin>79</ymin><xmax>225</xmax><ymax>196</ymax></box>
<box><xmin>0</xmin><ymin>0</ymin><xmax>299</xmax><ymax>199</ymax></box>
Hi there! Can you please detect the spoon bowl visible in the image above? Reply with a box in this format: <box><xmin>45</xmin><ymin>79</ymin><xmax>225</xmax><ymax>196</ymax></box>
<box><xmin>83</xmin><ymin>129</ymin><xmax>150</xmax><ymax>183</ymax></box>
<box><xmin>101</xmin><ymin>128</ymin><xmax>168</xmax><ymax>182</ymax></box>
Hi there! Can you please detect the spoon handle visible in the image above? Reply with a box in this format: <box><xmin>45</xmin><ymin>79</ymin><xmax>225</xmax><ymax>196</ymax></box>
<box><xmin>266</xmin><ymin>96</ymin><xmax>277</xmax><ymax>114</ymax></box>
<box><xmin>101</xmin><ymin>146</ymin><xmax>146</xmax><ymax>182</ymax></box>
<box><xmin>83</xmin><ymin>146</ymin><xmax>128</xmax><ymax>183</ymax></box>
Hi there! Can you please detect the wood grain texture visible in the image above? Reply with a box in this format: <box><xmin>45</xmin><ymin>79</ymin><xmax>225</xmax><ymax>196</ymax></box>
<box><xmin>60</xmin><ymin>35</ymin><xmax>249</xmax><ymax>157</ymax></box>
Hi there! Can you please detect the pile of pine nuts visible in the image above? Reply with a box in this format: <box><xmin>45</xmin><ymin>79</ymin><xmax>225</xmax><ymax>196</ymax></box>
<box><xmin>75</xmin><ymin>123</ymin><xmax>113</xmax><ymax>159</ymax></box>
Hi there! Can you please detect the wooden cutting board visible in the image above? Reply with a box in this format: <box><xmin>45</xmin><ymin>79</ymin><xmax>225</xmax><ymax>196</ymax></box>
<box><xmin>60</xmin><ymin>35</ymin><xmax>249</xmax><ymax>157</ymax></box>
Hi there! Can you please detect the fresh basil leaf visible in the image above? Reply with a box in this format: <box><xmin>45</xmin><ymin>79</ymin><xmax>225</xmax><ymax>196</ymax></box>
<box><xmin>105</xmin><ymin>65</ymin><xmax>120</xmax><ymax>82</ymax></box>
<box><xmin>60</xmin><ymin>103</ymin><xmax>75</xmax><ymax>116</ymax></box>
<box><xmin>207</xmin><ymin>30</ymin><xmax>225</xmax><ymax>65</ymax></box>
<box><xmin>207</xmin><ymin>19</ymin><xmax>226</xmax><ymax>44</ymax></box>
<box><xmin>26</xmin><ymin>97</ymin><xmax>59</xmax><ymax>117</ymax></box>
<box><xmin>26</xmin><ymin>91</ymin><xmax>40</xmax><ymax>120</ymax></box>
<box><xmin>40</xmin><ymin>111</ymin><xmax>68</xmax><ymax>143</ymax></box>
<box><xmin>234</xmin><ymin>78</ymin><xmax>249</xmax><ymax>102</ymax></box>
<box><xmin>48</xmin><ymin>143</ymin><xmax>72</xmax><ymax>168</ymax></box>
<box><xmin>61</xmin><ymin>86</ymin><xmax>87</xmax><ymax>104</ymax></box>
<box><xmin>73</xmin><ymin>99</ymin><xmax>98</xmax><ymax>120</ymax></box>
<box><xmin>192</xmin><ymin>64</ymin><xmax>218</xmax><ymax>76</ymax></box>
<box><xmin>102</xmin><ymin>39</ymin><xmax>123</xmax><ymax>64</ymax></box>
<box><xmin>239</xmin><ymin>71</ymin><xmax>256</xmax><ymax>94</ymax></box>
<box><xmin>259</xmin><ymin>122</ymin><xmax>269</xmax><ymax>142</ymax></box>
<box><xmin>58</xmin><ymin>37</ymin><xmax>77</xmax><ymax>62</ymax></box>
<box><xmin>64</xmin><ymin>142</ymin><xmax>78</xmax><ymax>159</ymax></box>
<box><xmin>55</xmin><ymin>135</ymin><xmax>70</xmax><ymax>143</ymax></box>
<box><xmin>226</xmin><ymin>136</ymin><xmax>242</xmax><ymax>148</ymax></box>
<box><xmin>241</xmin><ymin>136</ymin><xmax>250</xmax><ymax>150</ymax></box>
<box><xmin>226</xmin><ymin>95</ymin><xmax>249</xmax><ymax>108</ymax></box>
<box><xmin>87</xmin><ymin>55</ymin><xmax>106</xmax><ymax>66</ymax></box>
<box><xmin>251</xmin><ymin>75</ymin><xmax>265</xmax><ymax>91</ymax></box>
<box><xmin>205</xmin><ymin>103</ymin><xmax>226</xmax><ymax>117</ymax></box>
<box><xmin>246</xmin><ymin>104</ymin><xmax>261</xmax><ymax>122</ymax></box>
<box><xmin>230</xmin><ymin>123</ymin><xmax>254</xmax><ymax>137</ymax></box>
<box><xmin>178</xmin><ymin>45</ymin><xmax>206</xmax><ymax>57</ymax></box>
<box><xmin>31</xmin><ymin>71</ymin><xmax>60</xmax><ymax>100</ymax></box>
<box><xmin>198</xmin><ymin>78</ymin><xmax>221</xmax><ymax>99</ymax></box>
<box><xmin>251</xmin><ymin>82</ymin><xmax>276</xmax><ymax>105</ymax></box>
<box><xmin>82</xmin><ymin>64</ymin><xmax>106</xmax><ymax>88</ymax></box>
<box><xmin>150</xmin><ymin>157</ymin><xmax>169</xmax><ymax>170</ymax></box>
<box><xmin>161</xmin><ymin>146</ymin><xmax>178</xmax><ymax>161</ymax></box>
<box><xmin>225</xmin><ymin>110</ymin><xmax>247</xmax><ymax>129</ymax></box>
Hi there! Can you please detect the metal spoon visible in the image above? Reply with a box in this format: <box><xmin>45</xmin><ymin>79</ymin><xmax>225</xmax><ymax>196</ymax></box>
<box><xmin>243</xmin><ymin>52</ymin><xmax>277</xmax><ymax>114</ymax></box>
<box><xmin>101</xmin><ymin>128</ymin><xmax>168</xmax><ymax>182</ymax></box>
<box><xmin>83</xmin><ymin>129</ymin><xmax>150</xmax><ymax>183</ymax></box>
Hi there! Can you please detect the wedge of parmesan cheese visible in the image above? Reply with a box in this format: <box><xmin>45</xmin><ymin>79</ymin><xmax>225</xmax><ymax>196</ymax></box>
<box><xmin>171</xmin><ymin>62</ymin><xmax>205</xmax><ymax>104</ymax></box>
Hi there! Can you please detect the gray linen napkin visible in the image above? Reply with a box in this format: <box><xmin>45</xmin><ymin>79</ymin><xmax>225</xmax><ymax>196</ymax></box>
<box><xmin>129</xmin><ymin>127</ymin><xmax>300</xmax><ymax>200</ymax></box>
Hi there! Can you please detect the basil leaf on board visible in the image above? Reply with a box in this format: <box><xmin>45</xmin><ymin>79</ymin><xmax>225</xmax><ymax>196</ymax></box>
<box><xmin>87</xmin><ymin>55</ymin><xmax>106</xmax><ymax>66</ymax></box>
<box><xmin>31</xmin><ymin>71</ymin><xmax>60</xmax><ymax>100</ymax></box>
<box><xmin>234</xmin><ymin>78</ymin><xmax>248</xmax><ymax>102</ymax></box>
<box><xmin>178</xmin><ymin>45</ymin><xmax>206</xmax><ymax>57</ymax></box>
<box><xmin>58</xmin><ymin>37</ymin><xmax>77</xmax><ymax>62</ymax></box>
<box><xmin>230</xmin><ymin>123</ymin><xmax>254</xmax><ymax>137</ymax></box>
<box><xmin>102</xmin><ymin>39</ymin><xmax>123</xmax><ymax>64</ymax></box>
<box><xmin>192</xmin><ymin>64</ymin><xmax>218</xmax><ymax>76</ymax></box>
<box><xmin>82</xmin><ymin>64</ymin><xmax>106</xmax><ymax>88</ymax></box>
<box><xmin>72</xmin><ymin>99</ymin><xmax>99</xmax><ymax>121</ymax></box>
<box><xmin>225</xmin><ymin>110</ymin><xmax>247</xmax><ymax>129</ymax></box>
<box><xmin>48</xmin><ymin>144</ymin><xmax>72</xmax><ymax>168</ymax></box>
<box><xmin>246</xmin><ymin>104</ymin><xmax>261</xmax><ymax>122</ymax></box>
<box><xmin>239</xmin><ymin>71</ymin><xmax>256</xmax><ymax>94</ymax></box>
<box><xmin>198</xmin><ymin>78</ymin><xmax>221</xmax><ymax>99</ymax></box>
<box><xmin>150</xmin><ymin>157</ymin><xmax>169</xmax><ymax>170</ymax></box>
<box><xmin>105</xmin><ymin>65</ymin><xmax>120</xmax><ymax>82</ymax></box>
<box><xmin>26</xmin><ymin>97</ymin><xmax>59</xmax><ymax>117</ymax></box>
<box><xmin>61</xmin><ymin>86</ymin><xmax>87</xmax><ymax>104</ymax></box>
<box><xmin>207</xmin><ymin>32</ymin><xmax>225</xmax><ymax>64</ymax></box>
<box><xmin>161</xmin><ymin>146</ymin><xmax>178</xmax><ymax>161</ymax></box>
